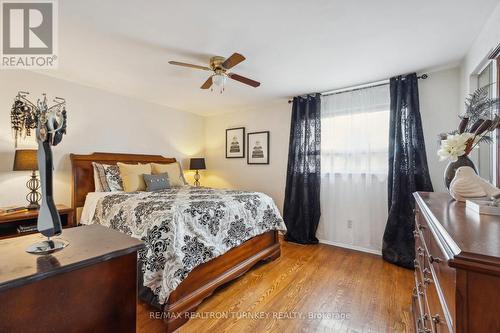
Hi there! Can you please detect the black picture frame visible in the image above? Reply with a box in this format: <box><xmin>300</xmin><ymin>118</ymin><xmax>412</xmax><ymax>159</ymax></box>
<box><xmin>226</xmin><ymin>127</ymin><xmax>245</xmax><ymax>158</ymax></box>
<box><xmin>247</xmin><ymin>131</ymin><xmax>270</xmax><ymax>165</ymax></box>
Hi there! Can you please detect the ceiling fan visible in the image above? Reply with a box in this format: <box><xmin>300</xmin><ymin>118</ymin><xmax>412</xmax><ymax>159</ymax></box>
<box><xmin>168</xmin><ymin>53</ymin><xmax>260</xmax><ymax>93</ymax></box>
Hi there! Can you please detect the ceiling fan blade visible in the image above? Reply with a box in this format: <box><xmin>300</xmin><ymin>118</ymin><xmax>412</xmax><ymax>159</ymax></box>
<box><xmin>168</xmin><ymin>61</ymin><xmax>211</xmax><ymax>71</ymax></box>
<box><xmin>201</xmin><ymin>76</ymin><xmax>213</xmax><ymax>89</ymax></box>
<box><xmin>228</xmin><ymin>73</ymin><xmax>260</xmax><ymax>87</ymax></box>
<box><xmin>222</xmin><ymin>53</ymin><xmax>246</xmax><ymax>69</ymax></box>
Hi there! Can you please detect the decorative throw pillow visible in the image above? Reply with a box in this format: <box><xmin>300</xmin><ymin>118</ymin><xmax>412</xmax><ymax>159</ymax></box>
<box><xmin>104</xmin><ymin>165</ymin><xmax>123</xmax><ymax>191</ymax></box>
<box><xmin>143</xmin><ymin>173</ymin><xmax>171</xmax><ymax>192</ymax></box>
<box><xmin>150</xmin><ymin>162</ymin><xmax>187</xmax><ymax>187</ymax></box>
<box><xmin>92</xmin><ymin>162</ymin><xmax>124</xmax><ymax>192</ymax></box>
<box><xmin>117</xmin><ymin>162</ymin><xmax>152</xmax><ymax>192</ymax></box>
<box><xmin>92</xmin><ymin>162</ymin><xmax>107</xmax><ymax>192</ymax></box>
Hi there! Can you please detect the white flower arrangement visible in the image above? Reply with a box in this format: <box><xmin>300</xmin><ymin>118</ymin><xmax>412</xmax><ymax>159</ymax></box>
<box><xmin>437</xmin><ymin>133</ymin><xmax>475</xmax><ymax>162</ymax></box>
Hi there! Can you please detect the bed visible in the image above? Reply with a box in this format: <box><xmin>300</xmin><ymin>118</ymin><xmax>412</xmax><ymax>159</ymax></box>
<box><xmin>70</xmin><ymin>152</ymin><xmax>284</xmax><ymax>332</ymax></box>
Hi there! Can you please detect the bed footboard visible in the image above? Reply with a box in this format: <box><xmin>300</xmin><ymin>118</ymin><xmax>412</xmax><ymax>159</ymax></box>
<box><xmin>137</xmin><ymin>230</ymin><xmax>281</xmax><ymax>333</ymax></box>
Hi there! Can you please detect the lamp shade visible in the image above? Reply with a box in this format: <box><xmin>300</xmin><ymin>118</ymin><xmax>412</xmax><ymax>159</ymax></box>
<box><xmin>189</xmin><ymin>158</ymin><xmax>206</xmax><ymax>170</ymax></box>
<box><xmin>13</xmin><ymin>149</ymin><xmax>38</xmax><ymax>171</ymax></box>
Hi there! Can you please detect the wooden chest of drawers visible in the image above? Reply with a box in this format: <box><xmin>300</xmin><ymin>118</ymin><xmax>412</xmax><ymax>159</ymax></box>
<box><xmin>0</xmin><ymin>225</ymin><xmax>144</xmax><ymax>333</ymax></box>
<box><xmin>412</xmin><ymin>192</ymin><xmax>500</xmax><ymax>333</ymax></box>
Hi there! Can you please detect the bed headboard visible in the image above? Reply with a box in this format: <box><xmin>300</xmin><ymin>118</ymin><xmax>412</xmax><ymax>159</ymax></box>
<box><xmin>70</xmin><ymin>152</ymin><xmax>177</xmax><ymax>213</ymax></box>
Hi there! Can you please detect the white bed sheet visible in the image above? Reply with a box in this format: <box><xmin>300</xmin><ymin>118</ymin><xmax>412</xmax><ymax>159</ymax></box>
<box><xmin>80</xmin><ymin>191</ymin><xmax>121</xmax><ymax>225</ymax></box>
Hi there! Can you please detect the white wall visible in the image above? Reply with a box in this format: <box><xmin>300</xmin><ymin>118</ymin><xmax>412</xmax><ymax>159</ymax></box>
<box><xmin>203</xmin><ymin>67</ymin><xmax>459</xmax><ymax>254</ymax></box>
<box><xmin>420</xmin><ymin>67</ymin><xmax>461</xmax><ymax>192</ymax></box>
<box><xmin>0</xmin><ymin>70</ymin><xmax>205</xmax><ymax>207</ymax></box>
<box><xmin>203</xmin><ymin>100</ymin><xmax>291</xmax><ymax>213</ymax></box>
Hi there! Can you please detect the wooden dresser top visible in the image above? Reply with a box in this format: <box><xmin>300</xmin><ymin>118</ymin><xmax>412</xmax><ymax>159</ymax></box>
<box><xmin>415</xmin><ymin>192</ymin><xmax>500</xmax><ymax>265</ymax></box>
<box><xmin>0</xmin><ymin>225</ymin><xmax>144</xmax><ymax>292</ymax></box>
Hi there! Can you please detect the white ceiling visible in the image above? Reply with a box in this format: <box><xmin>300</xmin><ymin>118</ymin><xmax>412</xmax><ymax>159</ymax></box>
<box><xmin>48</xmin><ymin>0</ymin><xmax>499</xmax><ymax>115</ymax></box>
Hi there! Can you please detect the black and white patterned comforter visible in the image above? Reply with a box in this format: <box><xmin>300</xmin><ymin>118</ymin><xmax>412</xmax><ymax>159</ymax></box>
<box><xmin>88</xmin><ymin>186</ymin><xmax>286</xmax><ymax>304</ymax></box>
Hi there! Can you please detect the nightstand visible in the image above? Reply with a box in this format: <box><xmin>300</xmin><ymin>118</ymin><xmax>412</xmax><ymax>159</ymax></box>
<box><xmin>0</xmin><ymin>205</ymin><xmax>75</xmax><ymax>240</ymax></box>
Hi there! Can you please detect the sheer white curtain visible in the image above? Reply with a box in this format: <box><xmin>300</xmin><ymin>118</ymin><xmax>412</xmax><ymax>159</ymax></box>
<box><xmin>318</xmin><ymin>84</ymin><xmax>390</xmax><ymax>253</ymax></box>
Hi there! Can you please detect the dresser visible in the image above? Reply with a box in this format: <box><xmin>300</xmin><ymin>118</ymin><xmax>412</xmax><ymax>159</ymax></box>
<box><xmin>412</xmin><ymin>192</ymin><xmax>500</xmax><ymax>333</ymax></box>
<box><xmin>0</xmin><ymin>225</ymin><xmax>144</xmax><ymax>333</ymax></box>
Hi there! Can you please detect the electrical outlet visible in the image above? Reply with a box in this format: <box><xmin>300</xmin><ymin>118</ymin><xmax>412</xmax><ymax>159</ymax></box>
<box><xmin>347</xmin><ymin>220</ymin><xmax>353</xmax><ymax>229</ymax></box>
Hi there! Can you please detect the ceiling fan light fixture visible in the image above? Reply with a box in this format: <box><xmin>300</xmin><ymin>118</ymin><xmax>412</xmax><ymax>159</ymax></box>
<box><xmin>168</xmin><ymin>52</ymin><xmax>260</xmax><ymax>91</ymax></box>
<box><xmin>212</xmin><ymin>73</ymin><xmax>227</xmax><ymax>87</ymax></box>
<box><xmin>211</xmin><ymin>73</ymin><xmax>227</xmax><ymax>93</ymax></box>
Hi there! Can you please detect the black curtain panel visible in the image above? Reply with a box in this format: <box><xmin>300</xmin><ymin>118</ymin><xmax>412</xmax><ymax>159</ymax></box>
<box><xmin>283</xmin><ymin>94</ymin><xmax>321</xmax><ymax>244</ymax></box>
<box><xmin>382</xmin><ymin>73</ymin><xmax>434</xmax><ymax>268</ymax></box>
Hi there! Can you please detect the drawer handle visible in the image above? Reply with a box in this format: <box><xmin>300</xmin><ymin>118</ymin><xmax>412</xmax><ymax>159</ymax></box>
<box><xmin>429</xmin><ymin>255</ymin><xmax>442</xmax><ymax>264</ymax></box>
<box><xmin>417</xmin><ymin>247</ymin><xmax>424</xmax><ymax>257</ymax></box>
<box><xmin>423</xmin><ymin>314</ymin><xmax>433</xmax><ymax>333</ymax></box>
<box><xmin>417</xmin><ymin>315</ymin><xmax>432</xmax><ymax>333</ymax></box>
<box><xmin>417</xmin><ymin>283</ymin><xmax>424</xmax><ymax>296</ymax></box>
<box><xmin>432</xmin><ymin>314</ymin><xmax>441</xmax><ymax>324</ymax></box>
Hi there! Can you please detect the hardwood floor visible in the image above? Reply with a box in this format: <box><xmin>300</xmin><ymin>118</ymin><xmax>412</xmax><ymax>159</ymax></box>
<box><xmin>138</xmin><ymin>239</ymin><xmax>414</xmax><ymax>333</ymax></box>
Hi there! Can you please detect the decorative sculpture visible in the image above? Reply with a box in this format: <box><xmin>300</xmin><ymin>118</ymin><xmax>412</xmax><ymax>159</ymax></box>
<box><xmin>10</xmin><ymin>92</ymin><xmax>68</xmax><ymax>254</ymax></box>
<box><xmin>449</xmin><ymin>166</ymin><xmax>500</xmax><ymax>202</ymax></box>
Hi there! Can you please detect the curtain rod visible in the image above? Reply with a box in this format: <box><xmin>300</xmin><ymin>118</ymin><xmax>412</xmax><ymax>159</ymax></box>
<box><xmin>287</xmin><ymin>74</ymin><xmax>428</xmax><ymax>103</ymax></box>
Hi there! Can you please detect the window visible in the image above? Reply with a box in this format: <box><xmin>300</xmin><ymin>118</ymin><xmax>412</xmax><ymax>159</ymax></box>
<box><xmin>498</xmin><ymin>57</ymin><xmax>500</xmax><ymax>98</ymax></box>
<box><xmin>478</xmin><ymin>61</ymin><xmax>495</xmax><ymax>97</ymax></box>
<box><xmin>476</xmin><ymin>59</ymin><xmax>498</xmax><ymax>183</ymax></box>
<box><xmin>321</xmin><ymin>84</ymin><xmax>390</xmax><ymax>175</ymax></box>
<box><xmin>318</xmin><ymin>83</ymin><xmax>390</xmax><ymax>253</ymax></box>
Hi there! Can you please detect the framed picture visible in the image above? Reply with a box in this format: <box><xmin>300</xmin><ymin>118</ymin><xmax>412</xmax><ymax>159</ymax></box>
<box><xmin>226</xmin><ymin>127</ymin><xmax>245</xmax><ymax>158</ymax></box>
<box><xmin>247</xmin><ymin>131</ymin><xmax>270</xmax><ymax>165</ymax></box>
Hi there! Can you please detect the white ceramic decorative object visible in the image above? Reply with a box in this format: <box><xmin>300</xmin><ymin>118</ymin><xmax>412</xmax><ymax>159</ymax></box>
<box><xmin>449</xmin><ymin>166</ymin><xmax>500</xmax><ymax>202</ymax></box>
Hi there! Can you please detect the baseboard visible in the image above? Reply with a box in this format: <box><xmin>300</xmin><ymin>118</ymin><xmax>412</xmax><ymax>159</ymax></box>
<box><xmin>318</xmin><ymin>239</ymin><xmax>382</xmax><ymax>256</ymax></box>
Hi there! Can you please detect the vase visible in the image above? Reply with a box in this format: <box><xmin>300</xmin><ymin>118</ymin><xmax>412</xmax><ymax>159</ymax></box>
<box><xmin>444</xmin><ymin>155</ymin><xmax>477</xmax><ymax>189</ymax></box>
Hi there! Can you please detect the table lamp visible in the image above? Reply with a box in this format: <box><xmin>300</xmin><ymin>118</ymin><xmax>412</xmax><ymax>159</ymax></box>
<box><xmin>13</xmin><ymin>149</ymin><xmax>40</xmax><ymax>210</ymax></box>
<box><xmin>189</xmin><ymin>158</ymin><xmax>206</xmax><ymax>187</ymax></box>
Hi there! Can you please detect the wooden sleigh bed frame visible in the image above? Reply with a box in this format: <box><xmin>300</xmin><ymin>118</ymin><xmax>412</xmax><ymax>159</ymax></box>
<box><xmin>70</xmin><ymin>152</ymin><xmax>281</xmax><ymax>332</ymax></box>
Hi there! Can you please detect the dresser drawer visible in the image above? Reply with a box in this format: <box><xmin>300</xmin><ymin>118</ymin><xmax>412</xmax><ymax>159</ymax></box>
<box><xmin>423</xmin><ymin>268</ymin><xmax>452</xmax><ymax>333</ymax></box>
<box><xmin>416</xmin><ymin>206</ymin><xmax>455</xmax><ymax>327</ymax></box>
<box><xmin>414</xmin><ymin>206</ymin><xmax>455</xmax><ymax>332</ymax></box>
<box><xmin>425</xmin><ymin>223</ymin><xmax>456</xmax><ymax>328</ymax></box>
<box><xmin>414</xmin><ymin>223</ymin><xmax>434</xmax><ymax>333</ymax></box>
<box><xmin>413</xmin><ymin>269</ymin><xmax>434</xmax><ymax>333</ymax></box>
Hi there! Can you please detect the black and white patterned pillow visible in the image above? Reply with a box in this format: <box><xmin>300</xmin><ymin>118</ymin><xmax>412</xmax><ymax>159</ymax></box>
<box><xmin>92</xmin><ymin>162</ymin><xmax>124</xmax><ymax>192</ymax></box>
